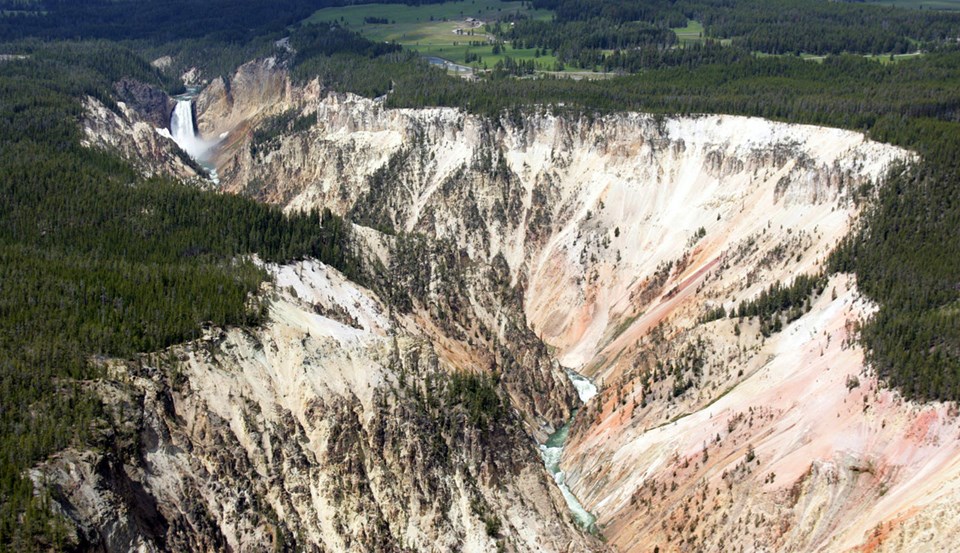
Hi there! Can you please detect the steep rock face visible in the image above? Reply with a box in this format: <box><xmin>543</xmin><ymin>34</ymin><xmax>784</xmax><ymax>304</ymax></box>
<box><xmin>33</xmin><ymin>261</ymin><xmax>598</xmax><ymax>552</ymax></box>
<box><xmin>80</xmin><ymin>96</ymin><xmax>203</xmax><ymax>182</ymax></box>
<box><xmin>191</xmin><ymin>61</ymin><xmax>960</xmax><ymax>552</ymax></box>
<box><xmin>360</xmin><ymin>229</ymin><xmax>580</xmax><ymax>440</ymax></box>
<box><xmin>562</xmin><ymin>273</ymin><xmax>960</xmax><ymax>552</ymax></box>
<box><xmin>208</xmin><ymin>84</ymin><xmax>900</xmax><ymax>370</ymax></box>
<box><xmin>195</xmin><ymin>58</ymin><xmax>296</xmax><ymax>140</ymax></box>
<box><xmin>112</xmin><ymin>78</ymin><xmax>175</xmax><ymax>129</ymax></box>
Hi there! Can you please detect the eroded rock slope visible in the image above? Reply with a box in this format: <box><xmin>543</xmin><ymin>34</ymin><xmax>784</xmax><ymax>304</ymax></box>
<box><xmin>34</xmin><ymin>261</ymin><xmax>594</xmax><ymax>552</ymax></box>
<box><xmin>60</xmin><ymin>56</ymin><xmax>960</xmax><ymax>552</ymax></box>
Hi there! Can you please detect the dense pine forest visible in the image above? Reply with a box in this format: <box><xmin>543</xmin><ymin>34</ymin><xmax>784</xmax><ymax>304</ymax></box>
<box><xmin>505</xmin><ymin>0</ymin><xmax>960</xmax><ymax>69</ymax></box>
<box><xmin>530</xmin><ymin>0</ymin><xmax>960</xmax><ymax>51</ymax></box>
<box><xmin>1</xmin><ymin>0</ymin><xmax>960</xmax><ymax>548</ymax></box>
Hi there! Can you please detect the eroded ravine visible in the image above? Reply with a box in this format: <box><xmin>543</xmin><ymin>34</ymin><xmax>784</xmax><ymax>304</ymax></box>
<box><xmin>189</xmin><ymin>66</ymin><xmax>955</xmax><ymax>552</ymax></box>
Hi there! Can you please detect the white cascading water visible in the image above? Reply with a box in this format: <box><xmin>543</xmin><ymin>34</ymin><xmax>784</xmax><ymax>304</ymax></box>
<box><xmin>170</xmin><ymin>100</ymin><xmax>209</xmax><ymax>160</ymax></box>
<box><xmin>538</xmin><ymin>370</ymin><xmax>598</xmax><ymax>532</ymax></box>
<box><xmin>567</xmin><ymin>371</ymin><xmax>598</xmax><ymax>403</ymax></box>
<box><xmin>169</xmin><ymin>99</ymin><xmax>218</xmax><ymax>183</ymax></box>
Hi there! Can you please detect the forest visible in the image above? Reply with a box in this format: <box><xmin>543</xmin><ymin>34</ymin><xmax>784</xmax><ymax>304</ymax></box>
<box><xmin>0</xmin><ymin>0</ymin><xmax>455</xmax><ymax>42</ymax></box>
<box><xmin>498</xmin><ymin>0</ymin><xmax>960</xmax><ymax>69</ymax></box>
<box><xmin>531</xmin><ymin>0</ymin><xmax>960</xmax><ymax>52</ymax></box>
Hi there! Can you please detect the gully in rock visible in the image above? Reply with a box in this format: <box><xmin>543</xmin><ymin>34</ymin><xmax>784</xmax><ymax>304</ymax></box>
<box><xmin>540</xmin><ymin>370</ymin><xmax>598</xmax><ymax>532</ymax></box>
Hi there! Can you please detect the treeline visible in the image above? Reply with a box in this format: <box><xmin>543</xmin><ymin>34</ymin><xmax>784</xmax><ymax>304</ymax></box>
<box><xmin>531</xmin><ymin>0</ymin><xmax>687</xmax><ymax>28</ymax></box>
<box><xmin>0</xmin><ymin>0</ymin><xmax>419</xmax><ymax>82</ymax></box>
<box><xmin>831</xmin><ymin>155</ymin><xmax>960</xmax><ymax>402</ymax></box>
<box><xmin>292</xmin><ymin>49</ymin><xmax>420</xmax><ymax>98</ymax></box>
<box><xmin>6</xmin><ymin>0</ymin><xmax>958</xmax><ymax>76</ymax></box>
<box><xmin>291</xmin><ymin>22</ymin><xmax>402</xmax><ymax>61</ymax></box>
<box><xmin>374</xmin><ymin>48</ymin><xmax>960</xmax><ymax>128</ymax></box>
<box><xmin>0</xmin><ymin>0</ymin><xmax>454</xmax><ymax>42</ymax></box>
<box><xmin>588</xmin><ymin>40</ymin><xmax>748</xmax><ymax>73</ymax></box>
<box><xmin>0</xmin><ymin>42</ymin><xmax>359</xmax><ymax>548</ymax></box>
<box><xmin>529</xmin><ymin>0</ymin><xmax>960</xmax><ymax>56</ymax></box>
<box><xmin>132</xmin><ymin>11</ymin><xmax>402</xmax><ymax>85</ymax></box>
<box><xmin>283</xmin><ymin>39</ymin><xmax>960</xmax><ymax>139</ymax></box>
<box><xmin>0</xmin><ymin>0</ymin><xmax>324</xmax><ymax>42</ymax></box>
<box><xmin>497</xmin><ymin>18</ymin><xmax>677</xmax><ymax>70</ymax></box>
<box><xmin>135</xmin><ymin>35</ymin><xmax>282</xmax><ymax>85</ymax></box>
<box><xmin>496</xmin><ymin>24</ymin><xmax>747</xmax><ymax>73</ymax></box>
<box><xmin>283</xmin><ymin>22</ymin><xmax>414</xmax><ymax>96</ymax></box>
<box><xmin>699</xmin><ymin>0</ymin><xmax>960</xmax><ymax>55</ymax></box>
<box><xmin>492</xmin><ymin>55</ymin><xmax>541</xmax><ymax>77</ymax></box>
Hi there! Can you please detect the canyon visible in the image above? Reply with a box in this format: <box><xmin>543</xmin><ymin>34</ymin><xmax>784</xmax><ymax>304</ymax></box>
<box><xmin>44</xmin><ymin>57</ymin><xmax>960</xmax><ymax>552</ymax></box>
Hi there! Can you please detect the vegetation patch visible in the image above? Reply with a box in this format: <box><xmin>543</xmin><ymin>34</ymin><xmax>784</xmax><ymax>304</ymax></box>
<box><xmin>736</xmin><ymin>274</ymin><xmax>827</xmax><ymax>337</ymax></box>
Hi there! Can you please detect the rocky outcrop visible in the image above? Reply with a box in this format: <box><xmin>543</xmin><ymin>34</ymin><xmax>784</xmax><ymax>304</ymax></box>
<box><xmin>112</xmin><ymin>78</ymin><xmax>175</xmax><ymax>129</ymax></box>
<box><xmin>195</xmin><ymin>58</ymin><xmax>294</xmax><ymax>140</ymax></box>
<box><xmin>33</xmin><ymin>261</ymin><xmax>599</xmax><ymax>552</ymax></box>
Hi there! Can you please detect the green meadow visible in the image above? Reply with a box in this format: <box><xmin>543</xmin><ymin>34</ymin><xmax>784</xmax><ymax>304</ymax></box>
<box><xmin>671</xmin><ymin>20</ymin><xmax>704</xmax><ymax>44</ymax></box>
<box><xmin>304</xmin><ymin>0</ymin><xmax>558</xmax><ymax>70</ymax></box>
<box><xmin>670</xmin><ymin>20</ymin><xmax>732</xmax><ymax>46</ymax></box>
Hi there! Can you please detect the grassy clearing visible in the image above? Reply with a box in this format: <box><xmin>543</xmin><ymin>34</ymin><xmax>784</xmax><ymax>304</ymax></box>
<box><xmin>864</xmin><ymin>51</ymin><xmax>926</xmax><ymax>63</ymax></box>
<box><xmin>670</xmin><ymin>20</ymin><xmax>731</xmax><ymax>46</ymax></box>
<box><xmin>422</xmin><ymin>43</ymin><xmax>561</xmax><ymax>70</ymax></box>
<box><xmin>751</xmin><ymin>51</ymin><xmax>924</xmax><ymax>64</ymax></box>
<box><xmin>671</xmin><ymin>20</ymin><xmax>704</xmax><ymax>44</ymax></box>
<box><xmin>304</xmin><ymin>0</ymin><xmax>550</xmax><ymax>27</ymax></box>
<box><xmin>303</xmin><ymin>0</ymin><xmax>560</xmax><ymax>70</ymax></box>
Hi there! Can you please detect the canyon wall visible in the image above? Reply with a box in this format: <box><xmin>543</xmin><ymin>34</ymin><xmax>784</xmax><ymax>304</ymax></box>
<box><xmin>63</xmin><ymin>57</ymin><xmax>960</xmax><ymax>552</ymax></box>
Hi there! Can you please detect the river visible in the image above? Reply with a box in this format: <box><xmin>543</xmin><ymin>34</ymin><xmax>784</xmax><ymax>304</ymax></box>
<box><xmin>539</xmin><ymin>370</ymin><xmax>598</xmax><ymax>532</ymax></box>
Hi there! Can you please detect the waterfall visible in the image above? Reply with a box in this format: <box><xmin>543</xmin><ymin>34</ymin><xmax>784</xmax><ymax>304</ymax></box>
<box><xmin>170</xmin><ymin>100</ymin><xmax>209</xmax><ymax>160</ymax></box>
<box><xmin>567</xmin><ymin>371</ymin><xmax>598</xmax><ymax>403</ymax></box>
<box><xmin>169</xmin><ymin>98</ymin><xmax>218</xmax><ymax>183</ymax></box>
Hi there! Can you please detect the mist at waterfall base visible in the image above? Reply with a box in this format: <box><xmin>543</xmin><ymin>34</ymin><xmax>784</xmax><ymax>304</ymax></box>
<box><xmin>539</xmin><ymin>371</ymin><xmax>598</xmax><ymax>532</ymax></box>
<box><xmin>169</xmin><ymin>98</ymin><xmax>219</xmax><ymax>182</ymax></box>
